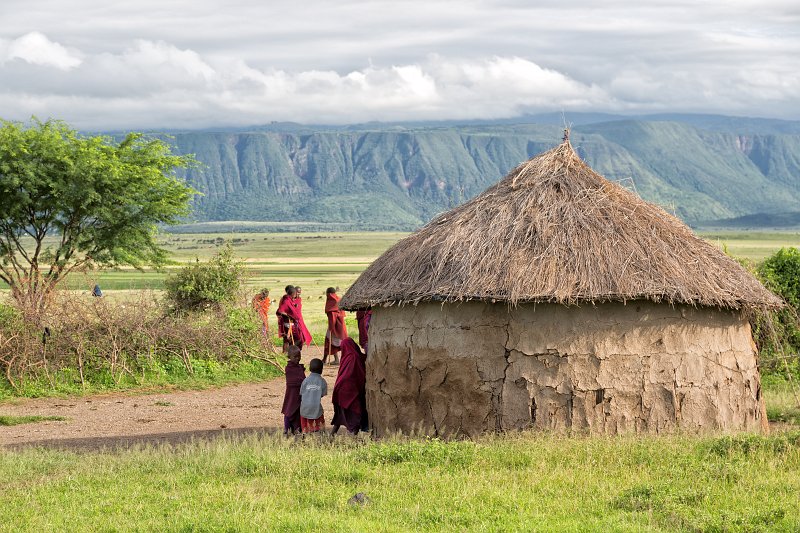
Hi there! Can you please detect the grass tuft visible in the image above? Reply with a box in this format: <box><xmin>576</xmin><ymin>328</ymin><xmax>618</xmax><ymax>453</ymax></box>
<box><xmin>0</xmin><ymin>415</ymin><xmax>67</xmax><ymax>426</ymax></box>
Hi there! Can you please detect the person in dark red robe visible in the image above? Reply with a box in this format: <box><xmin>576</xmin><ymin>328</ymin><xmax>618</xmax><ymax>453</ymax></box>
<box><xmin>356</xmin><ymin>308</ymin><xmax>372</xmax><ymax>352</ymax></box>
<box><xmin>281</xmin><ymin>346</ymin><xmax>305</xmax><ymax>435</ymax></box>
<box><xmin>324</xmin><ymin>287</ymin><xmax>348</xmax><ymax>366</ymax></box>
<box><xmin>277</xmin><ymin>285</ymin><xmax>308</xmax><ymax>351</ymax></box>
<box><xmin>289</xmin><ymin>286</ymin><xmax>312</xmax><ymax>348</ymax></box>
<box><xmin>331</xmin><ymin>338</ymin><xmax>367</xmax><ymax>435</ymax></box>
<box><xmin>276</xmin><ymin>285</ymin><xmax>293</xmax><ymax>352</ymax></box>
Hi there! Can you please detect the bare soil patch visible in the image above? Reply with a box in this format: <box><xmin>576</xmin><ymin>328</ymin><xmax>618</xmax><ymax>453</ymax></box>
<box><xmin>0</xmin><ymin>353</ymin><xmax>338</xmax><ymax>450</ymax></box>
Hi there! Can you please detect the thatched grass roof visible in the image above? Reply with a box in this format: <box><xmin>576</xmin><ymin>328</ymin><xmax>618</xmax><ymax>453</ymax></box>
<box><xmin>341</xmin><ymin>136</ymin><xmax>781</xmax><ymax>311</ymax></box>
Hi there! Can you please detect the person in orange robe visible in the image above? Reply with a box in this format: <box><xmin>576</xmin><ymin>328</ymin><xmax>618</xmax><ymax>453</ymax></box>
<box><xmin>324</xmin><ymin>287</ymin><xmax>348</xmax><ymax>365</ymax></box>
<box><xmin>251</xmin><ymin>288</ymin><xmax>271</xmax><ymax>336</ymax></box>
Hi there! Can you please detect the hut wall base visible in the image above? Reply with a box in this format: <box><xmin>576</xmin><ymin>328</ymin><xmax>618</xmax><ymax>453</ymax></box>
<box><xmin>366</xmin><ymin>301</ymin><xmax>764</xmax><ymax>437</ymax></box>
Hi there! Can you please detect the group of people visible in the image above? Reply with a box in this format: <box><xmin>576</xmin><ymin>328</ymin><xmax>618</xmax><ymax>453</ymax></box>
<box><xmin>251</xmin><ymin>284</ymin><xmax>372</xmax><ymax>436</ymax></box>
<box><xmin>280</xmin><ymin>338</ymin><xmax>368</xmax><ymax>436</ymax></box>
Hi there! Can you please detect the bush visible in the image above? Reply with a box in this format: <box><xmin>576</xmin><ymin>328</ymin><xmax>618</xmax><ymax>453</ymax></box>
<box><xmin>760</xmin><ymin>247</ymin><xmax>800</xmax><ymax>308</ymax></box>
<box><xmin>164</xmin><ymin>245</ymin><xmax>242</xmax><ymax>310</ymax></box>
<box><xmin>0</xmin><ymin>291</ymin><xmax>281</xmax><ymax>396</ymax></box>
<box><xmin>752</xmin><ymin>247</ymin><xmax>800</xmax><ymax>377</ymax></box>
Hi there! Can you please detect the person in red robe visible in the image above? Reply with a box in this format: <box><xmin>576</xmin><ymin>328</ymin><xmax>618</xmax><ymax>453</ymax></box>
<box><xmin>356</xmin><ymin>308</ymin><xmax>372</xmax><ymax>352</ymax></box>
<box><xmin>276</xmin><ymin>285</ymin><xmax>310</xmax><ymax>351</ymax></box>
<box><xmin>324</xmin><ymin>287</ymin><xmax>348</xmax><ymax>365</ymax></box>
<box><xmin>331</xmin><ymin>338</ymin><xmax>367</xmax><ymax>435</ymax></box>
<box><xmin>294</xmin><ymin>285</ymin><xmax>304</xmax><ymax>318</ymax></box>
<box><xmin>289</xmin><ymin>286</ymin><xmax>312</xmax><ymax>347</ymax></box>
<box><xmin>281</xmin><ymin>346</ymin><xmax>305</xmax><ymax>435</ymax></box>
<box><xmin>276</xmin><ymin>285</ymin><xmax>294</xmax><ymax>352</ymax></box>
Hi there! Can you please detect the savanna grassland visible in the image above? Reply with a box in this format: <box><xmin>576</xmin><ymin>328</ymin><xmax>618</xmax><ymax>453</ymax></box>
<box><xmin>5</xmin><ymin>230</ymin><xmax>798</xmax><ymax>400</ymax></box>
<box><xmin>2</xmin><ymin>230</ymin><xmax>800</xmax><ymax>533</ymax></box>
<box><xmin>46</xmin><ymin>229</ymin><xmax>800</xmax><ymax>336</ymax></box>
<box><xmin>2</xmin><ymin>229</ymin><xmax>799</xmax><ymax>403</ymax></box>
<box><xmin>1</xmin><ymin>432</ymin><xmax>799</xmax><ymax>531</ymax></box>
<box><xmin>53</xmin><ymin>231</ymin><xmax>407</xmax><ymax>339</ymax></box>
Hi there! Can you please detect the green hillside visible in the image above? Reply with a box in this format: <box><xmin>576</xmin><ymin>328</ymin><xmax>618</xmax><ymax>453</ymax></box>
<box><xmin>167</xmin><ymin>119</ymin><xmax>800</xmax><ymax>229</ymax></box>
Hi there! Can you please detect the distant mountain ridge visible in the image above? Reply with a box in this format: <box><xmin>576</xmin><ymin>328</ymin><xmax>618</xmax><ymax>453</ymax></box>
<box><xmin>163</xmin><ymin>114</ymin><xmax>800</xmax><ymax>230</ymax></box>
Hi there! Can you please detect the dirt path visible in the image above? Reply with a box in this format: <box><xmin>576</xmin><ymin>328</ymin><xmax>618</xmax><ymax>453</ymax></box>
<box><xmin>0</xmin><ymin>355</ymin><xmax>340</xmax><ymax>451</ymax></box>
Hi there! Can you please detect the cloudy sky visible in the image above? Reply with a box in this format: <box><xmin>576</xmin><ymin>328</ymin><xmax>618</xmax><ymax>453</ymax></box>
<box><xmin>0</xmin><ymin>0</ymin><xmax>798</xmax><ymax>130</ymax></box>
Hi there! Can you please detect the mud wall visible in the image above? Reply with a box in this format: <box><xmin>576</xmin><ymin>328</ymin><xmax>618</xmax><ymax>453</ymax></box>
<box><xmin>366</xmin><ymin>301</ymin><xmax>765</xmax><ymax>437</ymax></box>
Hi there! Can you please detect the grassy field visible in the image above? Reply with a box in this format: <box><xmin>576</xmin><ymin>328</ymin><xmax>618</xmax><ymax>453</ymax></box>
<box><xmin>1</xmin><ymin>230</ymin><xmax>799</xmax><ymax>531</ymax></box>
<box><xmin>35</xmin><ymin>229</ymin><xmax>799</xmax><ymax>339</ymax></box>
<box><xmin>3</xmin><ymin>229</ymin><xmax>800</xmax><ymax>393</ymax></box>
<box><xmin>1</xmin><ymin>431</ymin><xmax>799</xmax><ymax>531</ymax></box>
<box><xmin>699</xmin><ymin>231</ymin><xmax>800</xmax><ymax>261</ymax></box>
<box><xmin>763</xmin><ymin>376</ymin><xmax>800</xmax><ymax>426</ymax></box>
<box><xmin>0</xmin><ymin>354</ymin><xmax>284</xmax><ymax>402</ymax></box>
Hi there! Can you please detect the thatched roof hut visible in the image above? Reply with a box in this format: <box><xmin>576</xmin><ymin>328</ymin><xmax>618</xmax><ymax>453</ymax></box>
<box><xmin>342</xmin><ymin>135</ymin><xmax>779</xmax><ymax>437</ymax></box>
<box><xmin>341</xmin><ymin>137</ymin><xmax>780</xmax><ymax>311</ymax></box>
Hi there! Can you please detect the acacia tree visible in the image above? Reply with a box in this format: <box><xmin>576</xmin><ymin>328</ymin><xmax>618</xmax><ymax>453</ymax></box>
<box><xmin>0</xmin><ymin>118</ymin><xmax>197</xmax><ymax>313</ymax></box>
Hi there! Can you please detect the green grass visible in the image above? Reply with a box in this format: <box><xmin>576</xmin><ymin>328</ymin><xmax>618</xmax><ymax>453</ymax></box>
<box><xmin>698</xmin><ymin>231</ymin><xmax>800</xmax><ymax>261</ymax></box>
<box><xmin>161</xmin><ymin>231</ymin><xmax>408</xmax><ymax>260</ymax></box>
<box><xmin>0</xmin><ymin>414</ymin><xmax>66</xmax><ymax>426</ymax></box>
<box><xmin>3</xmin><ymin>231</ymin><xmax>405</xmax><ymax>341</ymax></box>
<box><xmin>0</xmin><ymin>432</ymin><xmax>798</xmax><ymax>531</ymax></box>
<box><xmin>0</xmin><ymin>356</ymin><xmax>283</xmax><ymax>402</ymax></box>
<box><xmin>41</xmin><ymin>229</ymin><xmax>800</xmax><ymax>339</ymax></box>
<box><xmin>763</xmin><ymin>375</ymin><xmax>800</xmax><ymax>426</ymax></box>
<box><xmin>9</xmin><ymin>230</ymin><xmax>799</xmax><ymax>298</ymax></box>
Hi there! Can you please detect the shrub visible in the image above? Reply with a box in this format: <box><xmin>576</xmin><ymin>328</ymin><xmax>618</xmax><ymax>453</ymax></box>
<box><xmin>164</xmin><ymin>245</ymin><xmax>243</xmax><ymax>310</ymax></box>
<box><xmin>752</xmin><ymin>247</ymin><xmax>800</xmax><ymax>377</ymax></box>
<box><xmin>0</xmin><ymin>291</ymin><xmax>281</xmax><ymax>396</ymax></box>
<box><xmin>760</xmin><ymin>247</ymin><xmax>800</xmax><ymax>308</ymax></box>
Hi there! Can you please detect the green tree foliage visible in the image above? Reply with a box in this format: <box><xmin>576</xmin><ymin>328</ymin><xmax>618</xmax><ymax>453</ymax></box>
<box><xmin>0</xmin><ymin>118</ymin><xmax>197</xmax><ymax>312</ymax></box>
<box><xmin>754</xmin><ymin>247</ymin><xmax>800</xmax><ymax>376</ymax></box>
<box><xmin>760</xmin><ymin>247</ymin><xmax>800</xmax><ymax>308</ymax></box>
<box><xmin>165</xmin><ymin>246</ymin><xmax>242</xmax><ymax>310</ymax></box>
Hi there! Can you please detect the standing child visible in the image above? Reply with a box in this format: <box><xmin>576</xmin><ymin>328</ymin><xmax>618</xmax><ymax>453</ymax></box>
<box><xmin>299</xmin><ymin>358</ymin><xmax>328</xmax><ymax>433</ymax></box>
<box><xmin>281</xmin><ymin>346</ymin><xmax>305</xmax><ymax>435</ymax></box>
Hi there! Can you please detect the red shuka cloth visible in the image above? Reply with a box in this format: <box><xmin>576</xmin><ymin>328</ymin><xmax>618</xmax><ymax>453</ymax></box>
<box><xmin>276</xmin><ymin>295</ymin><xmax>290</xmax><ymax>337</ymax></box>
<box><xmin>281</xmin><ymin>360</ymin><xmax>306</xmax><ymax>416</ymax></box>
<box><xmin>332</xmin><ymin>338</ymin><xmax>367</xmax><ymax>414</ymax></box>
<box><xmin>356</xmin><ymin>309</ymin><xmax>371</xmax><ymax>349</ymax></box>
<box><xmin>276</xmin><ymin>295</ymin><xmax>312</xmax><ymax>344</ymax></box>
<box><xmin>325</xmin><ymin>293</ymin><xmax>348</xmax><ymax>341</ymax></box>
<box><xmin>291</xmin><ymin>297</ymin><xmax>312</xmax><ymax>344</ymax></box>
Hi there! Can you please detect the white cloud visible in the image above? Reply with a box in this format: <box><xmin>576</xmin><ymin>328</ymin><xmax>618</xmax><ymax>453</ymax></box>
<box><xmin>0</xmin><ymin>40</ymin><xmax>620</xmax><ymax>128</ymax></box>
<box><xmin>0</xmin><ymin>1</ymin><xmax>798</xmax><ymax>128</ymax></box>
<box><xmin>3</xmin><ymin>31</ymin><xmax>81</xmax><ymax>70</ymax></box>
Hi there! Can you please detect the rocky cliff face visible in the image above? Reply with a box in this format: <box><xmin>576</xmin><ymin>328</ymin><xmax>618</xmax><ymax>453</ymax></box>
<box><xmin>168</xmin><ymin>121</ymin><xmax>800</xmax><ymax>228</ymax></box>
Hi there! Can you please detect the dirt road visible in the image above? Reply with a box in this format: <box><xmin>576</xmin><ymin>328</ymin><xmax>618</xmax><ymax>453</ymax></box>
<box><xmin>0</xmin><ymin>358</ymin><xmax>339</xmax><ymax>451</ymax></box>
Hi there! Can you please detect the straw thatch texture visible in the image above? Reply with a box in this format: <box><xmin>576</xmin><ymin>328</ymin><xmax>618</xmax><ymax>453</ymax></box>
<box><xmin>341</xmin><ymin>138</ymin><xmax>781</xmax><ymax>310</ymax></box>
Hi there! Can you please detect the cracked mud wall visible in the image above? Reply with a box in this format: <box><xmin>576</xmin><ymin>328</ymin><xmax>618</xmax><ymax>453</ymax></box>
<box><xmin>366</xmin><ymin>301</ymin><xmax>765</xmax><ymax>437</ymax></box>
